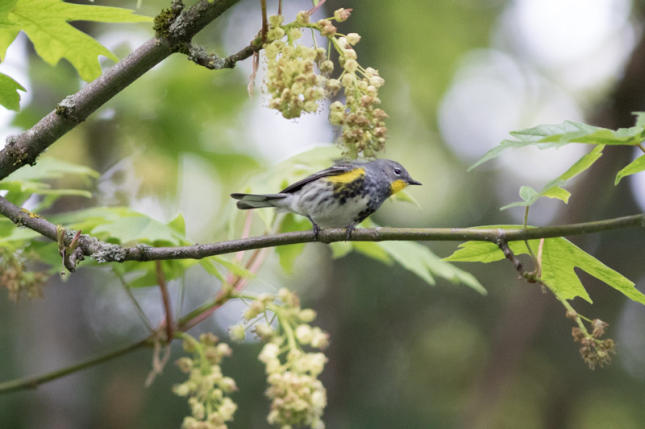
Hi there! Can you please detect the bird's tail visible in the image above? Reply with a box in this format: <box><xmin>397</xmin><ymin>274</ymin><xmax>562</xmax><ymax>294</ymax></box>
<box><xmin>230</xmin><ymin>193</ymin><xmax>288</xmax><ymax>210</ymax></box>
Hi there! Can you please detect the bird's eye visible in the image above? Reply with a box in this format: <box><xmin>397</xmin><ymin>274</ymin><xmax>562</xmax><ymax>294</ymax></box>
<box><xmin>394</xmin><ymin>168</ymin><xmax>402</xmax><ymax>175</ymax></box>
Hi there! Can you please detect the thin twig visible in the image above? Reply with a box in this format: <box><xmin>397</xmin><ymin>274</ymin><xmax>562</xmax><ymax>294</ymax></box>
<box><xmin>0</xmin><ymin>0</ymin><xmax>243</xmax><ymax>181</ymax></box>
<box><xmin>260</xmin><ymin>0</ymin><xmax>268</xmax><ymax>43</ymax></box>
<box><xmin>638</xmin><ymin>143</ymin><xmax>645</xmax><ymax>153</ymax></box>
<box><xmin>155</xmin><ymin>261</ymin><xmax>174</xmax><ymax>341</ymax></box>
<box><xmin>0</xmin><ymin>196</ymin><xmax>643</xmax><ymax>265</ymax></box>
<box><xmin>308</xmin><ymin>0</ymin><xmax>327</xmax><ymax>16</ymax></box>
<box><xmin>0</xmin><ymin>338</ymin><xmax>150</xmax><ymax>394</ymax></box>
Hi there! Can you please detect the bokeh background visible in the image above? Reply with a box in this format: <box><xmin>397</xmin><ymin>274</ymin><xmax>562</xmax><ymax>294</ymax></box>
<box><xmin>1</xmin><ymin>0</ymin><xmax>645</xmax><ymax>427</ymax></box>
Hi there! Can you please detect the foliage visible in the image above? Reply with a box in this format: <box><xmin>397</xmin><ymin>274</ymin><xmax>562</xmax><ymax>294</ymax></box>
<box><xmin>1</xmin><ymin>0</ymin><xmax>645</xmax><ymax>427</ymax></box>
<box><xmin>0</xmin><ymin>0</ymin><xmax>150</xmax><ymax>109</ymax></box>
<box><xmin>446</xmin><ymin>235</ymin><xmax>645</xmax><ymax>305</ymax></box>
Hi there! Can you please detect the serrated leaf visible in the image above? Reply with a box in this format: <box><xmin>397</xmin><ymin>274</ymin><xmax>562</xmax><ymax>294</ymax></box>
<box><xmin>445</xmin><ymin>231</ymin><xmax>645</xmax><ymax>305</ymax></box>
<box><xmin>500</xmin><ymin>145</ymin><xmax>604</xmax><ymax>211</ymax></box>
<box><xmin>469</xmin><ymin>114</ymin><xmax>641</xmax><ymax>170</ymax></box>
<box><xmin>53</xmin><ymin>207</ymin><xmax>188</xmax><ymax>246</ymax></box>
<box><xmin>0</xmin><ymin>71</ymin><xmax>24</xmax><ymax>110</ymax></box>
<box><xmin>379</xmin><ymin>241</ymin><xmax>486</xmax><ymax>294</ymax></box>
<box><xmin>0</xmin><ymin>0</ymin><xmax>151</xmax><ymax>81</ymax></box>
<box><xmin>615</xmin><ymin>154</ymin><xmax>645</xmax><ymax>185</ymax></box>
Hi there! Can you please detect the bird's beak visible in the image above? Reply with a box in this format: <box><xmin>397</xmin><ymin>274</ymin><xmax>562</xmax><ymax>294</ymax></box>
<box><xmin>407</xmin><ymin>178</ymin><xmax>422</xmax><ymax>185</ymax></box>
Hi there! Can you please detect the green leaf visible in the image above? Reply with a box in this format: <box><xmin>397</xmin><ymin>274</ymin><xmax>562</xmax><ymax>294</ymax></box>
<box><xmin>199</xmin><ymin>259</ymin><xmax>225</xmax><ymax>281</ymax></box>
<box><xmin>5</xmin><ymin>157</ymin><xmax>99</xmax><ymax>182</ymax></box>
<box><xmin>168</xmin><ymin>213</ymin><xmax>186</xmax><ymax>236</ymax></box>
<box><xmin>615</xmin><ymin>154</ymin><xmax>645</xmax><ymax>185</ymax></box>
<box><xmin>275</xmin><ymin>213</ymin><xmax>311</xmax><ymax>273</ymax></box>
<box><xmin>90</xmin><ymin>215</ymin><xmax>185</xmax><ymax>246</ymax></box>
<box><xmin>53</xmin><ymin>207</ymin><xmax>188</xmax><ymax>246</ymax></box>
<box><xmin>127</xmin><ymin>259</ymin><xmax>196</xmax><ymax>288</ymax></box>
<box><xmin>329</xmin><ymin>242</ymin><xmax>352</xmax><ymax>258</ymax></box>
<box><xmin>0</xmin><ymin>0</ymin><xmax>151</xmax><ymax>81</ymax></box>
<box><xmin>469</xmin><ymin>114</ymin><xmax>642</xmax><ymax>170</ymax></box>
<box><xmin>210</xmin><ymin>255</ymin><xmax>254</xmax><ymax>278</ymax></box>
<box><xmin>0</xmin><ymin>157</ymin><xmax>98</xmax><ymax>206</ymax></box>
<box><xmin>352</xmin><ymin>242</ymin><xmax>392</xmax><ymax>264</ymax></box>
<box><xmin>445</xmin><ymin>232</ymin><xmax>645</xmax><ymax>305</ymax></box>
<box><xmin>0</xmin><ymin>71</ymin><xmax>24</xmax><ymax>110</ymax></box>
<box><xmin>379</xmin><ymin>241</ymin><xmax>486</xmax><ymax>294</ymax></box>
<box><xmin>499</xmin><ymin>145</ymin><xmax>604</xmax><ymax>211</ymax></box>
<box><xmin>390</xmin><ymin>188</ymin><xmax>421</xmax><ymax>208</ymax></box>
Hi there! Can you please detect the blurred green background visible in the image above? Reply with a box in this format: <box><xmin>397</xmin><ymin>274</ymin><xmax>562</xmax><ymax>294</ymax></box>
<box><xmin>1</xmin><ymin>0</ymin><xmax>645</xmax><ymax>428</ymax></box>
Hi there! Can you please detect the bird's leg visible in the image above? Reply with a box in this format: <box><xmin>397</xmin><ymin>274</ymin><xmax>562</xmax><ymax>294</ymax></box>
<box><xmin>307</xmin><ymin>216</ymin><xmax>320</xmax><ymax>240</ymax></box>
<box><xmin>345</xmin><ymin>224</ymin><xmax>356</xmax><ymax>241</ymax></box>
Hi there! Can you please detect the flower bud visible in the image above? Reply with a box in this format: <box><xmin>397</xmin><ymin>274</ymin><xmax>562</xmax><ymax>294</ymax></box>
<box><xmin>229</xmin><ymin>324</ymin><xmax>246</xmax><ymax>341</ymax></box>
<box><xmin>320</xmin><ymin>60</ymin><xmax>334</xmax><ymax>74</ymax></box>
<box><xmin>220</xmin><ymin>376</ymin><xmax>238</xmax><ymax>393</ymax></box>
<box><xmin>346</xmin><ymin>33</ymin><xmax>361</xmax><ymax>45</ymax></box>
<box><xmin>288</xmin><ymin>28</ymin><xmax>302</xmax><ymax>41</ymax></box>
<box><xmin>343</xmin><ymin>49</ymin><xmax>357</xmax><ymax>60</ymax></box>
<box><xmin>330</xmin><ymin>101</ymin><xmax>344</xmax><ymax>112</ymax></box>
<box><xmin>344</xmin><ymin>59</ymin><xmax>358</xmax><ymax>73</ymax></box>
<box><xmin>296</xmin><ymin>10</ymin><xmax>310</xmax><ymax>25</ymax></box>
<box><xmin>176</xmin><ymin>357</ymin><xmax>193</xmax><ymax>373</ymax></box>
<box><xmin>268</xmin><ymin>15</ymin><xmax>284</xmax><ymax>27</ymax></box>
<box><xmin>334</xmin><ymin>8</ymin><xmax>352</xmax><ymax>22</ymax></box>
<box><xmin>295</xmin><ymin>324</ymin><xmax>313</xmax><ymax>344</ymax></box>
<box><xmin>259</xmin><ymin>343</ymin><xmax>280</xmax><ymax>363</ymax></box>
<box><xmin>341</xmin><ymin>73</ymin><xmax>356</xmax><ymax>87</ymax></box>
<box><xmin>298</xmin><ymin>308</ymin><xmax>317</xmax><ymax>322</ymax></box>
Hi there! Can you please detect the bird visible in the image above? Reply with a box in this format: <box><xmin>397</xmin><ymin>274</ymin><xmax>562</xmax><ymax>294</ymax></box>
<box><xmin>231</xmin><ymin>159</ymin><xmax>421</xmax><ymax>239</ymax></box>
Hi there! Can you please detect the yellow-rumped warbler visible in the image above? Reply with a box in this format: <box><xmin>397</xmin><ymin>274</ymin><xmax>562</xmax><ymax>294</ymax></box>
<box><xmin>231</xmin><ymin>159</ymin><xmax>421</xmax><ymax>238</ymax></box>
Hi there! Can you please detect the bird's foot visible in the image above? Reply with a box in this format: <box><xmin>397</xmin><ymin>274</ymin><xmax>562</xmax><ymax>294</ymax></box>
<box><xmin>308</xmin><ymin>217</ymin><xmax>320</xmax><ymax>240</ymax></box>
<box><xmin>345</xmin><ymin>224</ymin><xmax>356</xmax><ymax>241</ymax></box>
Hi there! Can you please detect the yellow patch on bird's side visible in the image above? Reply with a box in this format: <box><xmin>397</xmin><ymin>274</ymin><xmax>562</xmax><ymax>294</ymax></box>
<box><xmin>390</xmin><ymin>179</ymin><xmax>408</xmax><ymax>194</ymax></box>
<box><xmin>324</xmin><ymin>168</ymin><xmax>365</xmax><ymax>184</ymax></box>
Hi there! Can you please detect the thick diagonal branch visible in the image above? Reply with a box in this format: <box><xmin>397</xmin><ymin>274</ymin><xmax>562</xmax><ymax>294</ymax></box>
<box><xmin>0</xmin><ymin>0</ymin><xmax>258</xmax><ymax>181</ymax></box>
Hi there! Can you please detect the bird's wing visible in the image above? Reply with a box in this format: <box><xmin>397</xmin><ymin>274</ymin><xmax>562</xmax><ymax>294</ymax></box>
<box><xmin>280</xmin><ymin>163</ymin><xmax>357</xmax><ymax>193</ymax></box>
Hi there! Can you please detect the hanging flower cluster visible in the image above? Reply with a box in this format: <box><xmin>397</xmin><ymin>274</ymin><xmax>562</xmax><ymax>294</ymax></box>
<box><xmin>230</xmin><ymin>288</ymin><xmax>329</xmax><ymax>429</ymax></box>
<box><xmin>263</xmin><ymin>8</ymin><xmax>388</xmax><ymax>158</ymax></box>
<box><xmin>571</xmin><ymin>319</ymin><xmax>615</xmax><ymax>370</ymax></box>
<box><xmin>173</xmin><ymin>333</ymin><xmax>238</xmax><ymax>429</ymax></box>
<box><xmin>1</xmin><ymin>248</ymin><xmax>47</xmax><ymax>301</ymax></box>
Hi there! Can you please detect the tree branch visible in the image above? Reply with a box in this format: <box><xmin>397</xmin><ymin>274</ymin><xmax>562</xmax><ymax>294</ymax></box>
<box><xmin>0</xmin><ymin>338</ymin><xmax>149</xmax><ymax>394</ymax></box>
<box><xmin>1</xmin><ymin>195</ymin><xmax>643</xmax><ymax>266</ymax></box>
<box><xmin>0</xmin><ymin>284</ymin><xmax>234</xmax><ymax>395</ymax></box>
<box><xmin>0</xmin><ymin>0</ymin><xmax>251</xmax><ymax>181</ymax></box>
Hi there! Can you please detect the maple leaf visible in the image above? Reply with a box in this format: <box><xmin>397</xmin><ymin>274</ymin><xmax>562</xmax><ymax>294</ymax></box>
<box><xmin>0</xmin><ymin>0</ymin><xmax>151</xmax><ymax>82</ymax></box>
<box><xmin>446</xmin><ymin>234</ymin><xmax>645</xmax><ymax>305</ymax></box>
<box><xmin>0</xmin><ymin>71</ymin><xmax>24</xmax><ymax>110</ymax></box>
